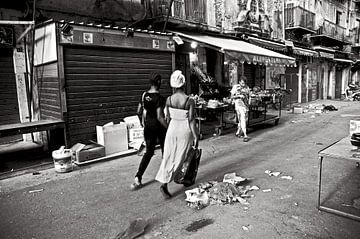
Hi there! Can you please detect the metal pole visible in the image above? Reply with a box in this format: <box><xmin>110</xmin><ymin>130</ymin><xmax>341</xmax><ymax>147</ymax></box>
<box><xmin>162</xmin><ymin>0</ymin><xmax>174</xmax><ymax>32</ymax></box>
<box><xmin>317</xmin><ymin>156</ymin><xmax>323</xmax><ymax>209</ymax></box>
<box><xmin>29</xmin><ymin>0</ymin><xmax>36</xmax><ymax>122</ymax></box>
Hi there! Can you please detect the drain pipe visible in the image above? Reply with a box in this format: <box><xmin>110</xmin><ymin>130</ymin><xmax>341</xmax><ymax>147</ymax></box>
<box><xmin>162</xmin><ymin>0</ymin><xmax>174</xmax><ymax>32</ymax></box>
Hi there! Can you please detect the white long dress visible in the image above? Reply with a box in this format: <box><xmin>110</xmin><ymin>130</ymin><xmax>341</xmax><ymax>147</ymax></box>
<box><xmin>155</xmin><ymin>107</ymin><xmax>193</xmax><ymax>183</ymax></box>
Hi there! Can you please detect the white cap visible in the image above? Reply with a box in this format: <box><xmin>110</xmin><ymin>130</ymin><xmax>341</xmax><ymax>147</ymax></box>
<box><xmin>170</xmin><ymin>70</ymin><xmax>185</xmax><ymax>88</ymax></box>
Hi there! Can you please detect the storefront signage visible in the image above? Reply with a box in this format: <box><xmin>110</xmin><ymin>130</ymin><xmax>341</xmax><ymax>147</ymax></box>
<box><xmin>83</xmin><ymin>33</ymin><xmax>93</xmax><ymax>44</ymax></box>
<box><xmin>319</xmin><ymin>51</ymin><xmax>334</xmax><ymax>59</ymax></box>
<box><xmin>227</xmin><ymin>51</ymin><xmax>296</xmax><ymax>67</ymax></box>
<box><xmin>152</xmin><ymin>39</ymin><xmax>159</xmax><ymax>49</ymax></box>
<box><xmin>60</xmin><ymin>24</ymin><xmax>175</xmax><ymax>52</ymax></box>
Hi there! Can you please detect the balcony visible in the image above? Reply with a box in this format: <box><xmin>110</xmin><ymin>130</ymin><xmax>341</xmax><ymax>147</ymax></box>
<box><xmin>310</xmin><ymin>19</ymin><xmax>352</xmax><ymax>47</ymax></box>
<box><xmin>150</xmin><ymin>0</ymin><xmax>207</xmax><ymax>29</ymax></box>
<box><xmin>284</xmin><ymin>6</ymin><xmax>315</xmax><ymax>35</ymax></box>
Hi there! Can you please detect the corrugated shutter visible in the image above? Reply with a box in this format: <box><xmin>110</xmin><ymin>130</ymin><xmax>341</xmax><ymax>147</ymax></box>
<box><xmin>0</xmin><ymin>48</ymin><xmax>21</xmax><ymax>144</ymax></box>
<box><xmin>36</xmin><ymin>62</ymin><xmax>62</xmax><ymax>120</ymax></box>
<box><xmin>63</xmin><ymin>46</ymin><xmax>173</xmax><ymax>145</ymax></box>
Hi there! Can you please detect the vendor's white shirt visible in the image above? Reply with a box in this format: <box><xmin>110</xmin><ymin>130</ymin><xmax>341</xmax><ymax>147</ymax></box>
<box><xmin>231</xmin><ymin>84</ymin><xmax>249</xmax><ymax>110</ymax></box>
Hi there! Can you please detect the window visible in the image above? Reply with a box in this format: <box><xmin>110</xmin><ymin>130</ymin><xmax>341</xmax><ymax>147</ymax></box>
<box><xmin>336</xmin><ymin>11</ymin><xmax>342</xmax><ymax>25</ymax></box>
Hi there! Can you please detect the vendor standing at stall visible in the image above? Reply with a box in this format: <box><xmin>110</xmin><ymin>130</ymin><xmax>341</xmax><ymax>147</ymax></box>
<box><xmin>231</xmin><ymin>76</ymin><xmax>250</xmax><ymax>142</ymax></box>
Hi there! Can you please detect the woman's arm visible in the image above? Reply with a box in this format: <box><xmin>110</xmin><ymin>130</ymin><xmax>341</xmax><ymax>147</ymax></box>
<box><xmin>165</xmin><ymin>97</ymin><xmax>171</xmax><ymax>125</ymax></box>
<box><xmin>136</xmin><ymin>102</ymin><xmax>145</xmax><ymax>127</ymax></box>
<box><xmin>156</xmin><ymin>106</ymin><xmax>168</xmax><ymax>129</ymax></box>
<box><xmin>188</xmin><ymin>98</ymin><xmax>199</xmax><ymax>148</ymax></box>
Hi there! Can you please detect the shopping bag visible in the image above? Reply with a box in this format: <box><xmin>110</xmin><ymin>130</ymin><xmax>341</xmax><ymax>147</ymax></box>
<box><xmin>174</xmin><ymin>147</ymin><xmax>202</xmax><ymax>187</ymax></box>
<box><xmin>223</xmin><ymin>111</ymin><xmax>238</xmax><ymax>124</ymax></box>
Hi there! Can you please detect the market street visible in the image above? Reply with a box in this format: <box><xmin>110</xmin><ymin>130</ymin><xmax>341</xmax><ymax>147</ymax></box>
<box><xmin>1</xmin><ymin>100</ymin><xmax>360</xmax><ymax>239</ymax></box>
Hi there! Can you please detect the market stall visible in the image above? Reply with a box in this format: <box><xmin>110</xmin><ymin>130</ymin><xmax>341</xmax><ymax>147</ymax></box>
<box><xmin>173</xmin><ymin>32</ymin><xmax>296</xmax><ymax>136</ymax></box>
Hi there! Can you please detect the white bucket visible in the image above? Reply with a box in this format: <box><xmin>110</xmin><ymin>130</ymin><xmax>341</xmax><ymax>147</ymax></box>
<box><xmin>52</xmin><ymin>146</ymin><xmax>73</xmax><ymax>173</ymax></box>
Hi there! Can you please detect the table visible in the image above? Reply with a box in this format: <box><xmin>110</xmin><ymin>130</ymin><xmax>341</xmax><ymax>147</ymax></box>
<box><xmin>195</xmin><ymin>104</ymin><xmax>229</xmax><ymax>138</ymax></box>
<box><xmin>0</xmin><ymin>119</ymin><xmax>67</xmax><ymax>148</ymax></box>
<box><xmin>318</xmin><ymin>136</ymin><xmax>360</xmax><ymax>221</ymax></box>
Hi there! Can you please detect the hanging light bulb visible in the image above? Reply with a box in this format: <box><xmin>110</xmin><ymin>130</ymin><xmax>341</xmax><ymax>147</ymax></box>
<box><xmin>191</xmin><ymin>41</ymin><xmax>198</xmax><ymax>49</ymax></box>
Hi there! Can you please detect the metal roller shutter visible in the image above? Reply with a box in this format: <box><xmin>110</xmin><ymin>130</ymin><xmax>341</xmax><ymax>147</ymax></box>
<box><xmin>63</xmin><ymin>46</ymin><xmax>173</xmax><ymax>145</ymax></box>
<box><xmin>0</xmin><ymin>48</ymin><xmax>21</xmax><ymax>144</ymax></box>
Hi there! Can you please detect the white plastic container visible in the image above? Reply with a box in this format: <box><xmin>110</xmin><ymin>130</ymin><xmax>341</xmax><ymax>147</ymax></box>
<box><xmin>52</xmin><ymin>146</ymin><xmax>73</xmax><ymax>173</ymax></box>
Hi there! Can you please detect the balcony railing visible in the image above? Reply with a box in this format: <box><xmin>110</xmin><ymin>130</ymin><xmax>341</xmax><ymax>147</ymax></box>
<box><xmin>151</xmin><ymin>0</ymin><xmax>206</xmax><ymax>24</ymax></box>
<box><xmin>284</xmin><ymin>6</ymin><xmax>315</xmax><ymax>32</ymax></box>
<box><xmin>317</xmin><ymin>19</ymin><xmax>349</xmax><ymax>43</ymax></box>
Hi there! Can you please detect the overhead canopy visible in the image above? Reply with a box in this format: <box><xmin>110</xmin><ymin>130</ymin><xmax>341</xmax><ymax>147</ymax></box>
<box><xmin>293</xmin><ymin>47</ymin><xmax>319</xmax><ymax>57</ymax></box>
<box><xmin>248</xmin><ymin>36</ymin><xmax>287</xmax><ymax>52</ymax></box>
<box><xmin>173</xmin><ymin>32</ymin><xmax>296</xmax><ymax>67</ymax></box>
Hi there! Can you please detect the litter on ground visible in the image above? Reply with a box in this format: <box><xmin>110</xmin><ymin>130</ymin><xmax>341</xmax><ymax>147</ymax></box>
<box><xmin>28</xmin><ymin>189</ymin><xmax>44</xmax><ymax>193</ymax></box>
<box><xmin>265</xmin><ymin>170</ymin><xmax>281</xmax><ymax>177</ymax></box>
<box><xmin>185</xmin><ymin>173</ymin><xmax>259</xmax><ymax>209</ymax></box>
<box><xmin>280</xmin><ymin>176</ymin><xmax>293</xmax><ymax>180</ymax></box>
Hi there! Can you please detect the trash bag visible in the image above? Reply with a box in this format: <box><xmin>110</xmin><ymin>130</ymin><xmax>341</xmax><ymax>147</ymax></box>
<box><xmin>174</xmin><ymin>147</ymin><xmax>202</xmax><ymax>187</ymax></box>
<box><xmin>323</xmin><ymin>105</ymin><xmax>338</xmax><ymax>111</ymax></box>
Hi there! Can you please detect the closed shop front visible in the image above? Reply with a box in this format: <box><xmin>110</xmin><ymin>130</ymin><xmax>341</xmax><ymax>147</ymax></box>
<box><xmin>55</xmin><ymin>22</ymin><xmax>175</xmax><ymax>146</ymax></box>
<box><xmin>63</xmin><ymin>46</ymin><xmax>173</xmax><ymax>145</ymax></box>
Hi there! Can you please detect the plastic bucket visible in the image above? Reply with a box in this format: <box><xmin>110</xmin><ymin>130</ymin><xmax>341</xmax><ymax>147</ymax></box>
<box><xmin>52</xmin><ymin>146</ymin><xmax>73</xmax><ymax>173</ymax></box>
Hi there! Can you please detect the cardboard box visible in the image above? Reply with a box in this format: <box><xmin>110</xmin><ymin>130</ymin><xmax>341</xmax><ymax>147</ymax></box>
<box><xmin>71</xmin><ymin>141</ymin><xmax>105</xmax><ymax>163</ymax></box>
<box><xmin>350</xmin><ymin>119</ymin><xmax>360</xmax><ymax>136</ymax></box>
<box><xmin>293</xmin><ymin>107</ymin><xmax>303</xmax><ymax>114</ymax></box>
<box><xmin>96</xmin><ymin>122</ymin><xmax>128</xmax><ymax>155</ymax></box>
<box><xmin>129</xmin><ymin>127</ymin><xmax>144</xmax><ymax>142</ymax></box>
<box><xmin>123</xmin><ymin>115</ymin><xmax>141</xmax><ymax>129</ymax></box>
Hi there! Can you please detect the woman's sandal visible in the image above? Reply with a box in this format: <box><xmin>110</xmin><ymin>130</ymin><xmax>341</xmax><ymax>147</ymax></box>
<box><xmin>243</xmin><ymin>137</ymin><xmax>249</xmax><ymax>142</ymax></box>
<box><xmin>160</xmin><ymin>185</ymin><xmax>172</xmax><ymax>199</ymax></box>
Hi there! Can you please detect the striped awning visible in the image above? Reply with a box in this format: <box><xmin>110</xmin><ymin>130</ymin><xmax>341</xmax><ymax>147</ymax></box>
<box><xmin>173</xmin><ymin>32</ymin><xmax>296</xmax><ymax>67</ymax></box>
<box><xmin>248</xmin><ymin>36</ymin><xmax>287</xmax><ymax>52</ymax></box>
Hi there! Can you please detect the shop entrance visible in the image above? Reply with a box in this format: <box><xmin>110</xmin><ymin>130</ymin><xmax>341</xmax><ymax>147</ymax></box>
<box><xmin>283</xmin><ymin>66</ymin><xmax>299</xmax><ymax>107</ymax></box>
<box><xmin>335</xmin><ymin>68</ymin><xmax>342</xmax><ymax>99</ymax></box>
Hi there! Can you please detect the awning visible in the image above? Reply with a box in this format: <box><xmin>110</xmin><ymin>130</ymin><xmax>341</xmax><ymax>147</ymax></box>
<box><xmin>248</xmin><ymin>36</ymin><xmax>287</xmax><ymax>52</ymax></box>
<box><xmin>173</xmin><ymin>32</ymin><xmax>296</xmax><ymax>67</ymax></box>
<box><xmin>293</xmin><ymin>47</ymin><xmax>319</xmax><ymax>57</ymax></box>
<box><xmin>334</xmin><ymin>58</ymin><xmax>354</xmax><ymax>63</ymax></box>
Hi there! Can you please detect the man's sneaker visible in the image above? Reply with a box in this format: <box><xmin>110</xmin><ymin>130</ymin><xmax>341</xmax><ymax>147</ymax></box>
<box><xmin>130</xmin><ymin>177</ymin><xmax>142</xmax><ymax>190</ymax></box>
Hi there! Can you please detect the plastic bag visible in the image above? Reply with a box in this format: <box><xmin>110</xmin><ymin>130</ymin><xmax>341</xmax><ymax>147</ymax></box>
<box><xmin>174</xmin><ymin>147</ymin><xmax>202</xmax><ymax>187</ymax></box>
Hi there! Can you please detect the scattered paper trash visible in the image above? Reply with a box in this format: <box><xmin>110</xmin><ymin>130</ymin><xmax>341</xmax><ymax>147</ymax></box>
<box><xmin>265</xmin><ymin>170</ymin><xmax>281</xmax><ymax>177</ymax></box>
<box><xmin>28</xmin><ymin>189</ymin><xmax>44</xmax><ymax>194</ymax></box>
<box><xmin>242</xmin><ymin>225</ymin><xmax>252</xmax><ymax>231</ymax></box>
<box><xmin>223</xmin><ymin>172</ymin><xmax>247</xmax><ymax>185</ymax></box>
<box><xmin>294</xmin><ymin>202</ymin><xmax>299</xmax><ymax>206</ymax></box>
<box><xmin>262</xmin><ymin>189</ymin><xmax>272</xmax><ymax>193</ymax></box>
<box><xmin>280</xmin><ymin>194</ymin><xmax>292</xmax><ymax>200</ymax></box>
<box><xmin>248</xmin><ymin>185</ymin><xmax>260</xmax><ymax>191</ymax></box>
<box><xmin>184</xmin><ymin>175</ymin><xmax>259</xmax><ymax>208</ymax></box>
<box><xmin>291</xmin><ymin>215</ymin><xmax>299</xmax><ymax>220</ymax></box>
<box><xmin>185</xmin><ymin>188</ymin><xmax>209</xmax><ymax>209</ymax></box>
<box><xmin>280</xmin><ymin>176</ymin><xmax>293</xmax><ymax>180</ymax></box>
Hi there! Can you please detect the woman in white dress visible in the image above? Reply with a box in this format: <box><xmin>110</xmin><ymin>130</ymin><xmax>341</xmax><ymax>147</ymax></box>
<box><xmin>155</xmin><ymin>70</ymin><xmax>199</xmax><ymax>199</ymax></box>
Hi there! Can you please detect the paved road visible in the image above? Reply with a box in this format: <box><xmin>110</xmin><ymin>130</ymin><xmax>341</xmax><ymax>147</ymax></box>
<box><xmin>1</xmin><ymin>100</ymin><xmax>360</xmax><ymax>239</ymax></box>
